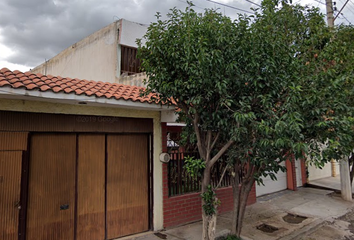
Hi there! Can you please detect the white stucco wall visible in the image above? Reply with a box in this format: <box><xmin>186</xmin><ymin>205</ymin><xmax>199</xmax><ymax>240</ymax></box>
<box><xmin>308</xmin><ymin>162</ymin><xmax>332</xmax><ymax>181</ymax></box>
<box><xmin>308</xmin><ymin>161</ymin><xmax>340</xmax><ymax>181</ymax></box>
<box><xmin>119</xmin><ymin>19</ymin><xmax>148</xmax><ymax>48</ymax></box>
<box><xmin>32</xmin><ymin>22</ymin><xmax>119</xmax><ymax>83</ymax></box>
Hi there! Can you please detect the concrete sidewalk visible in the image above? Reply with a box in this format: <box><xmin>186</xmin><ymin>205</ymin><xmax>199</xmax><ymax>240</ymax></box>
<box><xmin>309</xmin><ymin>175</ymin><xmax>354</xmax><ymax>192</ymax></box>
<box><xmin>118</xmin><ymin>187</ymin><xmax>354</xmax><ymax>240</ymax></box>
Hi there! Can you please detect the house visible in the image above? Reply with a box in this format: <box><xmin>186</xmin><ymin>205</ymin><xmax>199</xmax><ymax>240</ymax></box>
<box><xmin>0</xmin><ymin>68</ymin><xmax>174</xmax><ymax>240</ymax></box>
<box><xmin>0</xmin><ymin>68</ymin><xmax>256</xmax><ymax>239</ymax></box>
<box><xmin>0</xmin><ymin>64</ymin><xmax>308</xmax><ymax>239</ymax></box>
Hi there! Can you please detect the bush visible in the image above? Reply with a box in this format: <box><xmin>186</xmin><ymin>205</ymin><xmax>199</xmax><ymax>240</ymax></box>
<box><xmin>217</xmin><ymin>234</ymin><xmax>242</xmax><ymax>240</ymax></box>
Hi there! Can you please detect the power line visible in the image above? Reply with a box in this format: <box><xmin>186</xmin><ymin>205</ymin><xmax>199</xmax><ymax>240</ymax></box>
<box><xmin>240</xmin><ymin>0</ymin><xmax>262</xmax><ymax>7</ymax></box>
<box><xmin>338</xmin><ymin>12</ymin><xmax>353</xmax><ymax>23</ymax></box>
<box><xmin>203</xmin><ymin>0</ymin><xmax>254</xmax><ymax>14</ymax></box>
<box><xmin>312</xmin><ymin>0</ymin><xmax>326</xmax><ymax>5</ymax></box>
<box><xmin>339</xmin><ymin>0</ymin><xmax>354</xmax><ymax>13</ymax></box>
<box><xmin>178</xmin><ymin>0</ymin><xmax>205</xmax><ymax>10</ymax></box>
<box><xmin>344</xmin><ymin>0</ymin><xmax>354</xmax><ymax>14</ymax></box>
<box><xmin>334</xmin><ymin>0</ymin><xmax>349</xmax><ymax>20</ymax></box>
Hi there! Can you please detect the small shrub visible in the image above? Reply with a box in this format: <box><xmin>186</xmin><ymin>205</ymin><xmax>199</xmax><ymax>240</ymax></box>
<box><xmin>217</xmin><ymin>235</ymin><xmax>242</xmax><ymax>240</ymax></box>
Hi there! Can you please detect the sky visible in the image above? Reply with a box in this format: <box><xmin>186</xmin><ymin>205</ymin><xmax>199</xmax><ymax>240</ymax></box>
<box><xmin>0</xmin><ymin>0</ymin><xmax>353</xmax><ymax>72</ymax></box>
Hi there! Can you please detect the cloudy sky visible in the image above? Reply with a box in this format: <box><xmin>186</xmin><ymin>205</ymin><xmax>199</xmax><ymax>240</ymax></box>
<box><xmin>0</xmin><ymin>0</ymin><xmax>353</xmax><ymax>72</ymax></box>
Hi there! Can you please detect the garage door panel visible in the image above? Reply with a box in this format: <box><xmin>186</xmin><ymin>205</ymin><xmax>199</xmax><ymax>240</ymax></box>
<box><xmin>256</xmin><ymin>162</ymin><xmax>287</xmax><ymax>197</ymax></box>
<box><xmin>27</xmin><ymin>134</ymin><xmax>76</xmax><ymax>240</ymax></box>
<box><xmin>106</xmin><ymin>134</ymin><xmax>149</xmax><ymax>239</ymax></box>
<box><xmin>77</xmin><ymin>134</ymin><xmax>105</xmax><ymax>240</ymax></box>
<box><xmin>0</xmin><ymin>151</ymin><xmax>22</xmax><ymax>240</ymax></box>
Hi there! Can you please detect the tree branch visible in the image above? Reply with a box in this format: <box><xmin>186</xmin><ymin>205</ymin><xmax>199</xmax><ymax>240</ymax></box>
<box><xmin>206</xmin><ymin>130</ymin><xmax>212</xmax><ymax>162</ymax></box>
<box><xmin>179</xmin><ymin>102</ymin><xmax>206</xmax><ymax>160</ymax></box>
<box><xmin>214</xmin><ymin>165</ymin><xmax>229</xmax><ymax>190</ymax></box>
<box><xmin>179</xmin><ymin>102</ymin><xmax>193</xmax><ymax>119</ymax></box>
<box><xmin>210</xmin><ymin>132</ymin><xmax>220</xmax><ymax>151</ymax></box>
<box><xmin>193</xmin><ymin>113</ymin><xmax>206</xmax><ymax>160</ymax></box>
<box><xmin>209</xmin><ymin>139</ymin><xmax>234</xmax><ymax>167</ymax></box>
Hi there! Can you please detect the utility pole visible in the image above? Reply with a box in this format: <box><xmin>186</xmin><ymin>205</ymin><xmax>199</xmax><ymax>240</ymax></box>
<box><xmin>326</xmin><ymin>0</ymin><xmax>335</xmax><ymax>27</ymax></box>
<box><xmin>326</xmin><ymin>0</ymin><xmax>352</xmax><ymax>201</ymax></box>
<box><xmin>328</xmin><ymin>0</ymin><xmax>336</xmax><ymax>179</ymax></box>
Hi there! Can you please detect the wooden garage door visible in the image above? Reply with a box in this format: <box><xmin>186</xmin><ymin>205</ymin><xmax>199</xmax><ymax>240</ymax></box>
<box><xmin>77</xmin><ymin>134</ymin><xmax>105</xmax><ymax>240</ymax></box>
<box><xmin>106</xmin><ymin>134</ymin><xmax>149</xmax><ymax>239</ymax></box>
<box><xmin>27</xmin><ymin>134</ymin><xmax>76</xmax><ymax>240</ymax></box>
<box><xmin>0</xmin><ymin>151</ymin><xmax>22</xmax><ymax>240</ymax></box>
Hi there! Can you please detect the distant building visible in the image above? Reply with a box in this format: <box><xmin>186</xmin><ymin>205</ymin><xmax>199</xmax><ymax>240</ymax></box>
<box><xmin>32</xmin><ymin>19</ymin><xmax>148</xmax><ymax>86</ymax></box>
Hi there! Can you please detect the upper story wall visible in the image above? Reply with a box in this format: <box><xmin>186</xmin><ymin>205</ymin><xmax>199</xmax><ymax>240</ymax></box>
<box><xmin>119</xmin><ymin>19</ymin><xmax>148</xmax><ymax>48</ymax></box>
<box><xmin>32</xmin><ymin>22</ymin><xmax>119</xmax><ymax>83</ymax></box>
<box><xmin>32</xmin><ymin>19</ymin><xmax>149</xmax><ymax>85</ymax></box>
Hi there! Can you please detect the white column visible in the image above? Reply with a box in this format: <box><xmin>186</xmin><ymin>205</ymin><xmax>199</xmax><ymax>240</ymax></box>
<box><xmin>340</xmin><ymin>159</ymin><xmax>352</xmax><ymax>201</ymax></box>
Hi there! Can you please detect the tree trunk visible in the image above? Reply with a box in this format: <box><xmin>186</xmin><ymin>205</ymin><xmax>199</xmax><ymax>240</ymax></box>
<box><xmin>231</xmin><ymin>164</ymin><xmax>256</xmax><ymax>237</ymax></box>
<box><xmin>231</xmin><ymin>162</ymin><xmax>240</xmax><ymax>236</ymax></box>
<box><xmin>349</xmin><ymin>154</ymin><xmax>354</xmax><ymax>185</ymax></box>
<box><xmin>202</xmin><ymin>211</ymin><xmax>217</xmax><ymax>240</ymax></box>
<box><xmin>201</xmin><ymin>165</ymin><xmax>218</xmax><ymax>240</ymax></box>
<box><xmin>235</xmin><ymin>180</ymin><xmax>254</xmax><ymax>237</ymax></box>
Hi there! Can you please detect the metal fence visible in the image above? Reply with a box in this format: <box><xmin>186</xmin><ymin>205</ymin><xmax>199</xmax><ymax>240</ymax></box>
<box><xmin>167</xmin><ymin>151</ymin><xmax>233</xmax><ymax>197</ymax></box>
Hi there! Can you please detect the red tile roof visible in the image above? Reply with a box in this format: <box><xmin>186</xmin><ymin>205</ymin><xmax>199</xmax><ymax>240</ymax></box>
<box><xmin>0</xmin><ymin>68</ymin><xmax>155</xmax><ymax>104</ymax></box>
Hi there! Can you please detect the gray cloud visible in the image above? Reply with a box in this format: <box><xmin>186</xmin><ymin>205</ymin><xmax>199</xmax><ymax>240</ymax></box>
<box><xmin>0</xmin><ymin>0</ymin><xmax>352</xmax><ymax>68</ymax></box>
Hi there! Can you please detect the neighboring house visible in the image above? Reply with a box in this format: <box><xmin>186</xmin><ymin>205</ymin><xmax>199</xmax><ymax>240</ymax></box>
<box><xmin>32</xmin><ymin>19</ymin><xmax>148</xmax><ymax>86</ymax></box>
<box><xmin>308</xmin><ymin>161</ymin><xmax>339</xmax><ymax>181</ymax></box>
<box><xmin>256</xmin><ymin>158</ymin><xmax>306</xmax><ymax>197</ymax></box>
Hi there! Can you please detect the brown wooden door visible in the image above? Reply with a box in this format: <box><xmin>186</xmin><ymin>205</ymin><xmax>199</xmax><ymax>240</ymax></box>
<box><xmin>26</xmin><ymin>134</ymin><xmax>76</xmax><ymax>240</ymax></box>
<box><xmin>76</xmin><ymin>134</ymin><xmax>105</xmax><ymax>240</ymax></box>
<box><xmin>0</xmin><ymin>151</ymin><xmax>22</xmax><ymax>240</ymax></box>
<box><xmin>106</xmin><ymin>134</ymin><xmax>149</xmax><ymax>239</ymax></box>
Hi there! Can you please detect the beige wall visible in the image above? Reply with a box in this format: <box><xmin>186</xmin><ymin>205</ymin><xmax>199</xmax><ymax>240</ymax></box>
<box><xmin>31</xmin><ymin>22</ymin><xmax>119</xmax><ymax>83</ymax></box>
<box><xmin>119</xmin><ymin>19</ymin><xmax>148</xmax><ymax>48</ymax></box>
<box><xmin>308</xmin><ymin>161</ymin><xmax>340</xmax><ymax>181</ymax></box>
<box><xmin>31</xmin><ymin>19</ymin><xmax>149</xmax><ymax>85</ymax></box>
<box><xmin>0</xmin><ymin>98</ymin><xmax>164</xmax><ymax>230</ymax></box>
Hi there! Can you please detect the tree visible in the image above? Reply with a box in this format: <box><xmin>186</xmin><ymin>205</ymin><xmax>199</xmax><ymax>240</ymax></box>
<box><xmin>298</xmin><ymin>23</ymin><xmax>354</xmax><ymax>183</ymax></box>
<box><xmin>138</xmin><ymin>4</ymin><xmax>240</xmax><ymax>239</ymax></box>
<box><xmin>138</xmin><ymin>1</ymin><xmax>353</xmax><ymax>239</ymax></box>
<box><xmin>212</xmin><ymin>1</ymin><xmax>319</xmax><ymax>236</ymax></box>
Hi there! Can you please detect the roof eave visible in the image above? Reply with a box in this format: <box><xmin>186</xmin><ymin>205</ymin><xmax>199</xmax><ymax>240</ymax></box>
<box><xmin>0</xmin><ymin>86</ymin><xmax>174</xmax><ymax>111</ymax></box>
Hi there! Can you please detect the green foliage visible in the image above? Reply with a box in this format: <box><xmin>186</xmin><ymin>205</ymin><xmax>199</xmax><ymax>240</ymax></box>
<box><xmin>225</xmin><ymin>235</ymin><xmax>242</xmax><ymax>240</ymax></box>
<box><xmin>297</xmin><ymin>23</ymin><xmax>354</xmax><ymax>165</ymax></box>
<box><xmin>184</xmin><ymin>156</ymin><xmax>205</xmax><ymax>178</ymax></box>
<box><xmin>201</xmin><ymin>185</ymin><xmax>220</xmax><ymax>216</ymax></box>
<box><xmin>138</xmin><ymin>0</ymin><xmax>354</xmax><ymax>236</ymax></box>
<box><xmin>137</xmin><ymin>3</ymin><xmax>240</xmax><ymax>132</ymax></box>
<box><xmin>217</xmin><ymin>235</ymin><xmax>242</xmax><ymax>240</ymax></box>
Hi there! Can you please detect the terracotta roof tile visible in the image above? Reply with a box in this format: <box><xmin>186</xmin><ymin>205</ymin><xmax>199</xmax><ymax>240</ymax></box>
<box><xmin>26</xmin><ymin>83</ymin><xmax>38</xmax><ymax>90</ymax></box>
<box><xmin>0</xmin><ymin>68</ymin><xmax>157</xmax><ymax>104</ymax></box>
<box><xmin>0</xmin><ymin>81</ymin><xmax>10</xmax><ymax>87</ymax></box>
<box><xmin>40</xmin><ymin>85</ymin><xmax>51</xmax><ymax>91</ymax></box>
<box><xmin>12</xmin><ymin>82</ymin><xmax>25</xmax><ymax>88</ymax></box>
<box><xmin>63</xmin><ymin>88</ymin><xmax>74</xmax><ymax>93</ymax></box>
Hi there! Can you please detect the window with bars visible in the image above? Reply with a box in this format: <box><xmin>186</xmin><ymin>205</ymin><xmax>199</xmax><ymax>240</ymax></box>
<box><xmin>120</xmin><ymin>46</ymin><xmax>142</xmax><ymax>76</ymax></box>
